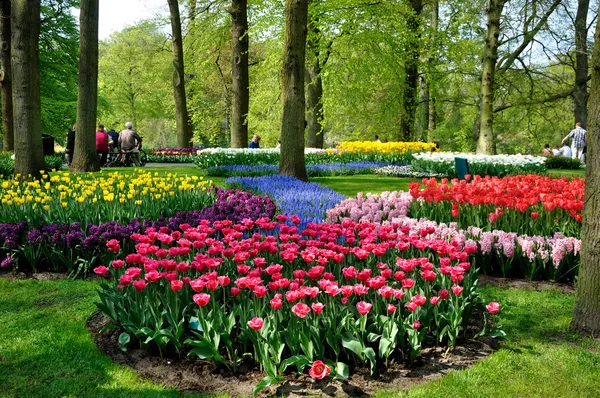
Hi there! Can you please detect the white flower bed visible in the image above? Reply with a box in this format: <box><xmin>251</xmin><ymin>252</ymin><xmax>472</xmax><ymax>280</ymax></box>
<box><xmin>411</xmin><ymin>152</ymin><xmax>546</xmax><ymax>177</ymax></box>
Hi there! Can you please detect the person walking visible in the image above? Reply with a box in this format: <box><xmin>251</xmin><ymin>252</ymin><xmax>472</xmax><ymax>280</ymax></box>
<box><xmin>562</xmin><ymin>122</ymin><xmax>587</xmax><ymax>162</ymax></box>
<box><xmin>96</xmin><ymin>124</ymin><xmax>110</xmax><ymax>166</ymax></box>
<box><xmin>118</xmin><ymin>122</ymin><xmax>143</xmax><ymax>166</ymax></box>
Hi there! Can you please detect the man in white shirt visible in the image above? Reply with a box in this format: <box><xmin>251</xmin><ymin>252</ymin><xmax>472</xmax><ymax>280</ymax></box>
<box><xmin>558</xmin><ymin>144</ymin><xmax>572</xmax><ymax>158</ymax></box>
<box><xmin>562</xmin><ymin>122</ymin><xmax>587</xmax><ymax>161</ymax></box>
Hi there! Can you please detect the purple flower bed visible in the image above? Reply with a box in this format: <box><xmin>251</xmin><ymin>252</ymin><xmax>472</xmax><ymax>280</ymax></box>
<box><xmin>208</xmin><ymin>162</ymin><xmax>396</xmax><ymax>178</ymax></box>
<box><xmin>0</xmin><ymin>188</ymin><xmax>276</xmax><ymax>273</ymax></box>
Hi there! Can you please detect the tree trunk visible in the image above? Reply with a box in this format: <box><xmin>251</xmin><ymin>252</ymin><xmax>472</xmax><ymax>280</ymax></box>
<box><xmin>279</xmin><ymin>0</ymin><xmax>308</xmax><ymax>181</ymax></box>
<box><xmin>476</xmin><ymin>0</ymin><xmax>505</xmax><ymax>155</ymax></box>
<box><xmin>574</xmin><ymin>0</ymin><xmax>590</xmax><ymax>128</ymax></box>
<box><xmin>305</xmin><ymin>18</ymin><xmax>323</xmax><ymax>149</ymax></box>
<box><xmin>418</xmin><ymin>76</ymin><xmax>429</xmax><ymax>141</ymax></box>
<box><xmin>71</xmin><ymin>0</ymin><xmax>100</xmax><ymax>172</ymax></box>
<box><xmin>571</xmin><ymin>16</ymin><xmax>600</xmax><ymax>335</ymax></box>
<box><xmin>167</xmin><ymin>0</ymin><xmax>192</xmax><ymax>148</ymax></box>
<box><xmin>229</xmin><ymin>0</ymin><xmax>249</xmax><ymax>148</ymax></box>
<box><xmin>399</xmin><ymin>0</ymin><xmax>423</xmax><ymax>141</ymax></box>
<box><xmin>11</xmin><ymin>0</ymin><xmax>44</xmax><ymax>178</ymax></box>
<box><xmin>427</xmin><ymin>0</ymin><xmax>438</xmax><ymax>140</ymax></box>
<box><xmin>0</xmin><ymin>0</ymin><xmax>13</xmax><ymax>151</ymax></box>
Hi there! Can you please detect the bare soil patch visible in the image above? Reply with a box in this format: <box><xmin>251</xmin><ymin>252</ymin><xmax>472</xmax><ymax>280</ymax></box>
<box><xmin>479</xmin><ymin>275</ymin><xmax>574</xmax><ymax>294</ymax></box>
<box><xmin>87</xmin><ymin>312</ymin><xmax>497</xmax><ymax>397</ymax></box>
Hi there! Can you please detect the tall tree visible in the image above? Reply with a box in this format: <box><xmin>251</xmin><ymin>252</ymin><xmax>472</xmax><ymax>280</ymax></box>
<box><xmin>0</xmin><ymin>0</ymin><xmax>13</xmax><ymax>151</ymax></box>
<box><xmin>573</xmin><ymin>0</ymin><xmax>589</xmax><ymax>127</ymax></box>
<box><xmin>399</xmin><ymin>0</ymin><xmax>423</xmax><ymax>141</ymax></box>
<box><xmin>305</xmin><ymin>17</ymin><xmax>325</xmax><ymax>148</ymax></box>
<box><xmin>11</xmin><ymin>0</ymin><xmax>44</xmax><ymax>178</ymax></box>
<box><xmin>167</xmin><ymin>0</ymin><xmax>193</xmax><ymax>148</ymax></box>
<box><xmin>476</xmin><ymin>0</ymin><xmax>505</xmax><ymax>155</ymax></box>
<box><xmin>229</xmin><ymin>0</ymin><xmax>249</xmax><ymax>148</ymax></box>
<box><xmin>428</xmin><ymin>0</ymin><xmax>438</xmax><ymax>138</ymax></box>
<box><xmin>279</xmin><ymin>0</ymin><xmax>308</xmax><ymax>181</ymax></box>
<box><xmin>571</xmin><ymin>13</ymin><xmax>600</xmax><ymax>335</ymax></box>
<box><xmin>71</xmin><ymin>0</ymin><xmax>100</xmax><ymax>172</ymax></box>
<box><xmin>477</xmin><ymin>0</ymin><xmax>563</xmax><ymax>153</ymax></box>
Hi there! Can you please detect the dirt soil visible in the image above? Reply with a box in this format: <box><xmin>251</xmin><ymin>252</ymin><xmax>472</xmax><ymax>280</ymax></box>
<box><xmin>87</xmin><ymin>313</ymin><xmax>497</xmax><ymax>397</ymax></box>
<box><xmin>479</xmin><ymin>275</ymin><xmax>574</xmax><ymax>294</ymax></box>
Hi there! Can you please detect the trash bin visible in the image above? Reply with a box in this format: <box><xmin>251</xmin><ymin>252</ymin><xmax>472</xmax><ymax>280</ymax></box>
<box><xmin>42</xmin><ymin>134</ymin><xmax>54</xmax><ymax>156</ymax></box>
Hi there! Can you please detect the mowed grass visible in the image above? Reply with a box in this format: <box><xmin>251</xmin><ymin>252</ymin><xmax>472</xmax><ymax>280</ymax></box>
<box><xmin>0</xmin><ymin>278</ymin><xmax>598</xmax><ymax>397</ymax></box>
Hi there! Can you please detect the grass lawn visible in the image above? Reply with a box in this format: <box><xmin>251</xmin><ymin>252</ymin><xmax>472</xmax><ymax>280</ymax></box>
<box><xmin>546</xmin><ymin>168</ymin><xmax>585</xmax><ymax>178</ymax></box>
<box><xmin>1</xmin><ymin>278</ymin><xmax>598</xmax><ymax>397</ymax></box>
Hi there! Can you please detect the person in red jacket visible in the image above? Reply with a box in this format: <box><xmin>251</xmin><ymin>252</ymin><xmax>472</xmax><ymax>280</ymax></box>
<box><xmin>96</xmin><ymin>124</ymin><xmax>110</xmax><ymax>166</ymax></box>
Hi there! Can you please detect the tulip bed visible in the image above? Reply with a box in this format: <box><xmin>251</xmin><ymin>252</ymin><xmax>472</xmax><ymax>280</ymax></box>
<box><xmin>0</xmin><ymin>187</ymin><xmax>276</xmax><ymax>274</ymax></box>
<box><xmin>195</xmin><ymin>141</ymin><xmax>435</xmax><ymax>169</ymax></box>
<box><xmin>0</xmin><ymin>170</ymin><xmax>213</xmax><ymax>227</ymax></box>
<box><xmin>146</xmin><ymin>148</ymin><xmax>203</xmax><ymax>163</ymax></box>
<box><xmin>327</xmin><ymin>193</ymin><xmax>580</xmax><ymax>281</ymax></box>
<box><xmin>207</xmin><ymin>162</ymin><xmax>395</xmax><ymax>178</ymax></box>
<box><xmin>96</xmin><ymin>217</ymin><xmax>502</xmax><ymax>393</ymax></box>
<box><xmin>411</xmin><ymin>152</ymin><xmax>547</xmax><ymax>177</ymax></box>
<box><xmin>408</xmin><ymin>175</ymin><xmax>583</xmax><ymax>238</ymax></box>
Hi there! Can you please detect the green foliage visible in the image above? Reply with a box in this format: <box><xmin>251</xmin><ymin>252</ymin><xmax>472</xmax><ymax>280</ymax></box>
<box><xmin>44</xmin><ymin>155</ymin><xmax>65</xmax><ymax>171</ymax></box>
<box><xmin>0</xmin><ymin>152</ymin><xmax>15</xmax><ymax>178</ymax></box>
<box><xmin>97</xmin><ymin>22</ymin><xmax>174</xmax><ymax>148</ymax></box>
<box><xmin>544</xmin><ymin>156</ymin><xmax>582</xmax><ymax>170</ymax></box>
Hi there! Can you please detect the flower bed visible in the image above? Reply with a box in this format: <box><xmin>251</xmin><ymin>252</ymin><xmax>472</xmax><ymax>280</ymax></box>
<box><xmin>195</xmin><ymin>142</ymin><xmax>432</xmax><ymax>169</ymax></box>
<box><xmin>327</xmin><ymin>191</ymin><xmax>581</xmax><ymax>281</ymax></box>
<box><xmin>96</xmin><ymin>218</ymin><xmax>502</xmax><ymax>393</ymax></box>
<box><xmin>146</xmin><ymin>148</ymin><xmax>203</xmax><ymax>163</ymax></box>
<box><xmin>374</xmin><ymin>165</ymin><xmax>447</xmax><ymax>178</ymax></box>
<box><xmin>207</xmin><ymin>162</ymin><xmax>395</xmax><ymax>178</ymax></box>
<box><xmin>0</xmin><ymin>153</ymin><xmax>65</xmax><ymax>178</ymax></box>
<box><xmin>0</xmin><ymin>170</ymin><xmax>213</xmax><ymax>227</ymax></box>
<box><xmin>408</xmin><ymin>175</ymin><xmax>583</xmax><ymax>237</ymax></box>
<box><xmin>411</xmin><ymin>152</ymin><xmax>547</xmax><ymax>177</ymax></box>
<box><xmin>227</xmin><ymin>175</ymin><xmax>345</xmax><ymax>226</ymax></box>
<box><xmin>0</xmin><ymin>188</ymin><xmax>276</xmax><ymax>274</ymax></box>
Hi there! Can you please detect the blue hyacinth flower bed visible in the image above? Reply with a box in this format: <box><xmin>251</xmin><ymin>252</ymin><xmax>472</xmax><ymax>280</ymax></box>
<box><xmin>226</xmin><ymin>175</ymin><xmax>346</xmax><ymax>226</ymax></box>
<box><xmin>208</xmin><ymin>161</ymin><xmax>395</xmax><ymax>178</ymax></box>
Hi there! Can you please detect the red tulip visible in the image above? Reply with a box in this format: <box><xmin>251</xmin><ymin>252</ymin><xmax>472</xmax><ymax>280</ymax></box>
<box><xmin>309</xmin><ymin>360</ymin><xmax>331</xmax><ymax>379</ymax></box>
<box><xmin>193</xmin><ymin>293</ymin><xmax>211</xmax><ymax>307</ymax></box>
<box><xmin>451</xmin><ymin>285</ymin><xmax>464</xmax><ymax>295</ymax></box>
<box><xmin>486</xmin><ymin>301</ymin><xmax>500</xmax><ymax>314</ymax></box>
<box><xmin>530</xmin><ymin>212</ymin><xmax>539</xmax><ymax>220</ymax></box>
<box><xmin>311</xmin><ymin>302</ymin><xmax>325</xmax><ymax>313</ymax></box>
<box><xmin>170</xmin><ymin>280</ymin><xmax>184</xmax><ymax>291</ymax></box>
<box><xmin>247</xmin><ymin>317</ymin><xmax>264</xmax><ymax>331</ymax></box>
<box><xmin>133</xmin><ymin>279</ymin><xmax>146</xmax><ymax>292</ymax></box>
<box><xmin>412</xmin><ymin>320</ymin><xmax>421</xmax><ymax>329</ymax></box>
<box><xmin>291</xmin><ymin>302</ymin><xmax>310</xmax><ymax>318</ymax></box>
<box><xmin>356</xmin><ymin>301</ymin><xmax>372</xmax><ymax>315</ymax></box>
<box><xmin>93</xmin><ymin>266</ymin><xmax>109</xmax><ymax>275</ymax></box>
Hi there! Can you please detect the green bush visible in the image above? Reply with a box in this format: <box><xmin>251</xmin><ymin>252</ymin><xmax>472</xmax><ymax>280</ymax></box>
<box><xmin>44</xmin><ymin>155</ymin><xmax>65</xmax><ymax>171</ymax></box>
<box><xmin>0</xmin><ymin>153</ymin><xmax>15</xmax><ymax>178</ymax></box>
<box><xmin>544</xmin><ymin>156</ymin><xmax>581</xmax><ymax>169</ymax></box>
<box><xmin>0</xmin><ymin>153</ymin><xmax>64</xmax><ymax>179</ymax></box>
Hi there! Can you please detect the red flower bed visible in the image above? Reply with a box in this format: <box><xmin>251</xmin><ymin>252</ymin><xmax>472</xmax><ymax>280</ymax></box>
<box><xmin>96</xmin><ymin>217</ymin><xmax>502</xmax><ymax>393</ymax></box>
<box><xmin>409</xmin><ymin>175</ymin><xmax>584</xmax><ymax>237</ymax></box>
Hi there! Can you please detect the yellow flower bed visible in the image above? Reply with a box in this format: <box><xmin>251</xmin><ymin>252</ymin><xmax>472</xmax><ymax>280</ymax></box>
<box><xmin>0</xmin><ymin>170</ymin><xmax>214</xmax><ymax>226</ymax></box>
<box><xmin>336</xmin><ymin>141</ymin><xmax>437</xmax><ymax>153</ymax></box>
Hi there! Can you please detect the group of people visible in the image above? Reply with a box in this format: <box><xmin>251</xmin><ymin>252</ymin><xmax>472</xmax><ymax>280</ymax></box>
<box><xmin>542</xmin><ymin>122</ymin><xmax>587</xmax><ymax>164</ymax></box>
<box><xmin>65</xmin><ymin>122</ymin><xmax>143</xmax><ymax>167</ymax></box>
